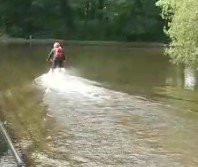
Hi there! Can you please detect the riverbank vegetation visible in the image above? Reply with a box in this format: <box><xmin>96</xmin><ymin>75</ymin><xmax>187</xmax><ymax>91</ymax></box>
<box><xmin>156</xmin><ymin>0</ymin><xmax>198</xmax><ymax>67</ymax></box>
<box><xmin>0</xmin><ymin>0</ymin><xmax>165</xmax><ymax>42</ymax></box>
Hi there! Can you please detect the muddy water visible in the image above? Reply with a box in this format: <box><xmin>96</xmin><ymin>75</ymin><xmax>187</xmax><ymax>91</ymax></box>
<box><xmin>0</xmin><ymin>44</ymin><xmax>198</xmax><ymax>166</ymax></box>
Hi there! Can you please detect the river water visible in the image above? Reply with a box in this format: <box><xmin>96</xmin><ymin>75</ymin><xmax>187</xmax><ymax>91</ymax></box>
<box><xmin>0</xmin><ymin>43</ymin><xmax>198</xmax><ymax>166</ymax></box>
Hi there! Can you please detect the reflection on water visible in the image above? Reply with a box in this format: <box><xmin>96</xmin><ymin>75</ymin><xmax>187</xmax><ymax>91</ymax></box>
<box><xmin>184</xmin><ymin>67</ymin><xmax>196</xmax><ymax>90</ymax></box>
<box><xmin>0</xmin><ymin>44</ymin><xmax>198</xmax><ymax>166</ymax></box>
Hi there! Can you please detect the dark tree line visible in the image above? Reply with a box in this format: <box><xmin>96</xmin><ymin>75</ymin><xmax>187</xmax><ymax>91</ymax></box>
<box><xmin>0</xmin><ymin>0</ymin><xmax>165</xmax><ymax>41</ymax></box>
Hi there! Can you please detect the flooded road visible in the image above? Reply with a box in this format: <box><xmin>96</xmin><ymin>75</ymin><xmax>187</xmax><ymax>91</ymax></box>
<box><xmin>0</xmin><ymin>43</ymin><xmax>198</xmax><ymax>166</ymax></box>
<box><xmin>33</xmin><ymin>68</ymin><xmax>198</xmax><ymax>167</ymax></box>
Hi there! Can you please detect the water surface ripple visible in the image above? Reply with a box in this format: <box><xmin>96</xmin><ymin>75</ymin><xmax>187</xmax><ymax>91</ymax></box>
<box><xmin>34</xmin><ymin>69</ymin><xmax>198</xmax><ymax>167</ymax></box>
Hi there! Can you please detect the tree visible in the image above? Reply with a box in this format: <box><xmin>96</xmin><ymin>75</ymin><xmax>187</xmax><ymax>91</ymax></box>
<box><xmin>0</xmin><ymin>0</ymin><xmax>165</xmax><ymax>41</ymax></box>
<box><xmin>0</xmin><ymin>0</ymin><xmax>32</xmax><ymax>36</ymax></box>
<box><xmin>156</xmin><ymin>0</ymin><xmax>198</xmax><ymax>67</ymax></box>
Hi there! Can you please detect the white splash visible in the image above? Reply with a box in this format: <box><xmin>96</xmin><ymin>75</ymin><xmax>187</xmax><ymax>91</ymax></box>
<box><xmin>34</xmin><ymin>68</ymin><xmax>109</xmax><ymax>101</ymax></box>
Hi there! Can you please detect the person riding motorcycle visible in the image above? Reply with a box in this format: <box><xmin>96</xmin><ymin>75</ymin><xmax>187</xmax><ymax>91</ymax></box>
<box><xmin>47</xmin><ymin>42</ymin><xmax>66</xmax><ymax>68</ymax></box>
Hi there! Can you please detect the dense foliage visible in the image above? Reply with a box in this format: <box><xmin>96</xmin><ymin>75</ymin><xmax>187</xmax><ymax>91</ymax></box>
<box><xmin>156</xmin><ymin>0</ymin><xmax>198</xmax><ymax>67</ymax></box>
<box><xmin>0</xmin><ymin>0</ymin><xmax>164</xmax><ymax>41</ymax></box>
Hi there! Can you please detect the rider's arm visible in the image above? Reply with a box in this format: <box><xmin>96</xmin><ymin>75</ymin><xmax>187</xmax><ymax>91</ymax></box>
<box><xmin>47</xmin><ymin>49</ymin><xmax>54</xmax><ymax>61</ymax></box>
<box><xmin>62</xmin><ymin>50</ymin><xmax>66</xmax><ymax>61</ymax></box>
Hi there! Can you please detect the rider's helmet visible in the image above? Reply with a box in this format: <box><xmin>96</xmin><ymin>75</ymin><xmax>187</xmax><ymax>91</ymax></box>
<box><xmin>53</xmin><ymin>42</ymin><xmax>60</xmax><ymax>48</ymax></box>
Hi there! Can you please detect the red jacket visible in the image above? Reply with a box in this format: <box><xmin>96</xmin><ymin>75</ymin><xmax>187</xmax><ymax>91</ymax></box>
<box><xmin>47</xmin><ymin>46</ymin><xmax>66</xmax><ymax>61</ymax></box>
